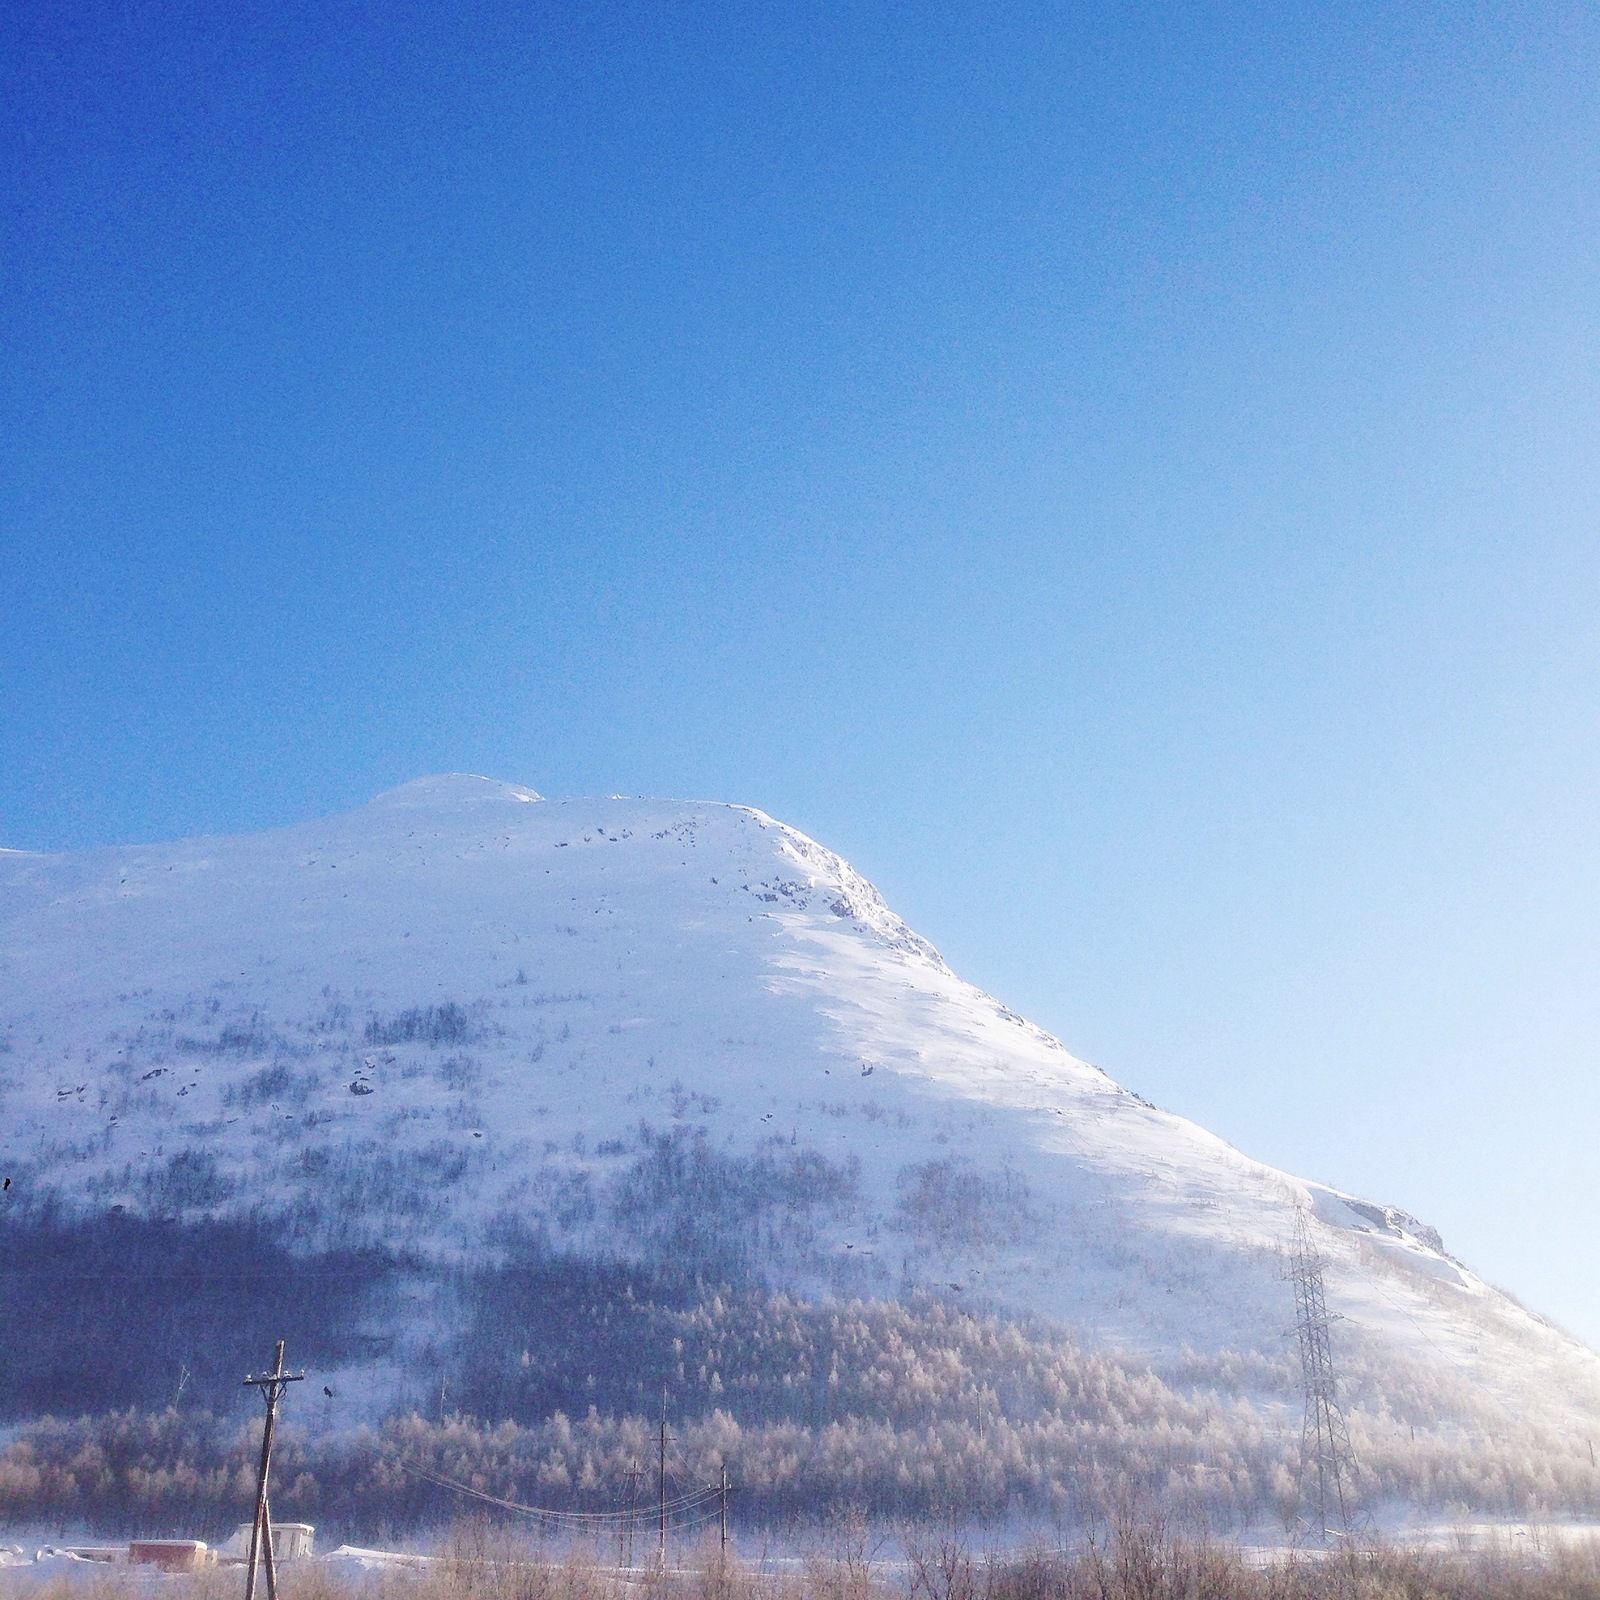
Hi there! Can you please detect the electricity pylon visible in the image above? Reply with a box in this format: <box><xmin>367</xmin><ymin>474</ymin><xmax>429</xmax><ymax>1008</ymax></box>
<box><xmin>1289</xmin><ymin>1207</ymin><xmax>1361</xmax><ymax>1544</ymax></box>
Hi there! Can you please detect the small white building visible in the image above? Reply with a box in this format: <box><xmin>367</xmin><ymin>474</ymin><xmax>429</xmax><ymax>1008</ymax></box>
<box><xmin>229</xmin><ymin>1524</ymin><xmax>315</xmax><ymax>1560</ymax></box>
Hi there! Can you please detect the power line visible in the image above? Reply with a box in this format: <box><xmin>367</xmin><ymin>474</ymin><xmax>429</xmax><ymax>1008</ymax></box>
<box><xmin>397</xmin><ymin>1385</ymin><xmax>733</xmax><ymax>1556</ymax></box>
<box><xmin>402</xmin><ymin>1461</ymin><xmax>717</xmax><ymax>1530</ymax></box>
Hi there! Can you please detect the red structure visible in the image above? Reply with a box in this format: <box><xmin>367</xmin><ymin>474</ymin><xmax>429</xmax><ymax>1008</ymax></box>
<box><xmin>129</xmin><ymin>1541</ymin><xmax>211</xmax><ymax>1572</ymax></box>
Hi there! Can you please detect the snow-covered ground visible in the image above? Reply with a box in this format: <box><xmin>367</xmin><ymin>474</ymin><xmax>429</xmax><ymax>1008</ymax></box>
<box><xmin>2</xmin><ymin>775</ymin><xmax>1597</xmax><ymax>1442</ymax></box>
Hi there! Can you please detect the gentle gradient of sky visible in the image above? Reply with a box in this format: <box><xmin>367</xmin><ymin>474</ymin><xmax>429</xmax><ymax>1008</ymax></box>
<box><xmin>4</xmin><ymin>1</ymin><xmax>1598</xmax><ymax>1342</ymax></box>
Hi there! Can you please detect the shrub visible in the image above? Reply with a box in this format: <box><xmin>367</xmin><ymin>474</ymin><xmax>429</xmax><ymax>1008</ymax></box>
<box><xmin>365</xmin><ymin>1004</ymin><xmax>483</xmax><ymax>1047</ymax></box>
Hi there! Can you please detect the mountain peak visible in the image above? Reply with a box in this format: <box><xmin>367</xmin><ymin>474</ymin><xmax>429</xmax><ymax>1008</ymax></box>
<box><xmin>364</xmin><ymin>773</ymin><xmax>543</xmax><ymax>811</ymax></box>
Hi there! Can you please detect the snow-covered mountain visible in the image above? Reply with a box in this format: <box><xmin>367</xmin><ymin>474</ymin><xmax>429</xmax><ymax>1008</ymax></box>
<box><xmin>2</xmin><ymin>776</ymin><xmax>1597</xmax><ymax>1478</ymax></box>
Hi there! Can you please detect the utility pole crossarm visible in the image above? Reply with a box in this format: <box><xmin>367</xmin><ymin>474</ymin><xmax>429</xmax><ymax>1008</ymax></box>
<box><xmin>245</xmin><ymin>1365</ymin><xmax>307</xmax><ymax>1392</ymax></box>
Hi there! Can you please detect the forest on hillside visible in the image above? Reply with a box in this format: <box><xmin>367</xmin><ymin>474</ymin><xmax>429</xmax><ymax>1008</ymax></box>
<box><xmin>3</xmin><ymin>1278</ymin><xmax>1598</xmax><ymax>1538</ymax></box>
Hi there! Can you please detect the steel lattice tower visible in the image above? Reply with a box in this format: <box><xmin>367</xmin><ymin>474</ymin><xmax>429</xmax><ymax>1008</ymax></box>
<box><xmin>1289</xmin><ymin>1208</ymin><xmax>1360</xmax><ymax>1543</ymax></box>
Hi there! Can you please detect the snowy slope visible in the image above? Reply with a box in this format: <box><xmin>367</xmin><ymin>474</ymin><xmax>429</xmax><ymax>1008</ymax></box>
<box><xmin>1</xmin><ymin>775</ymin><xmax>1596</xmax><ymax>1438</ymax></box>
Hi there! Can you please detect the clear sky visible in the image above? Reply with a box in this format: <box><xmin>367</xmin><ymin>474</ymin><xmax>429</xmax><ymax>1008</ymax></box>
<box><xmin>4</xmin><ymin>2</ymin><xmax>1598</xmax><ymax>1344</ymax></box>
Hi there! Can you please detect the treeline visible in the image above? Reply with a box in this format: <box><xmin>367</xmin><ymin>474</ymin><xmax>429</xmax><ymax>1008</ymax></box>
<box><xmin>6</xmin><ymin>1383</ymin><xmax>1600</xmax><ymax>1539</ymax></box>
<box><xmin>450</xmin><ymin>1271</ymin><xmax>1240</xmax><ymax>1434</ymax></box>
<box><xmin>0</xmin><ymin>1404</ymin><xmax>1298</xmax><ymax>1536</ymax></box>
<box><xmin>4</xmin><ymin>1222</ymin><xmax>1600</xmax><ymax>1533</ymax></box>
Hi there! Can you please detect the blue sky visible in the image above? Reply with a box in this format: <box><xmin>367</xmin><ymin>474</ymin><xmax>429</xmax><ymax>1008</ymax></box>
<box><xmin>4</xmin><ymin>1</ymin><xmax>1598</xmax><ymax>1342</ymax></box>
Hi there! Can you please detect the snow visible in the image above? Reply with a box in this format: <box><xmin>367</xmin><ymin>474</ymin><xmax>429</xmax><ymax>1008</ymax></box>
<box><xmin>1</xmin><ymin>775</ymin><xmax>1596</xmax><ymax>1435</ymax></box>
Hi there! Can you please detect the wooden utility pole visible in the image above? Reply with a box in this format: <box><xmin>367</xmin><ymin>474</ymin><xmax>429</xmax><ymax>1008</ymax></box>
<box><xmin>719</xmin><ymin>1464</ymin><xmax>729</xmax><ymax>1553</ymax></box>
<box><xmin>657</xmin><ymin>1388</ymin><xmax>668</xmax><ymax>1569</ymax></box>
<box><xmin>623</xmin><ymin>1467</ymin><xmax>643</xmax><ymax>1569</ymax></box>
<box><xmin>243</xmin><ymin>1340</ymin><xmax>305</xmax><ymax>1600</ymax></box>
